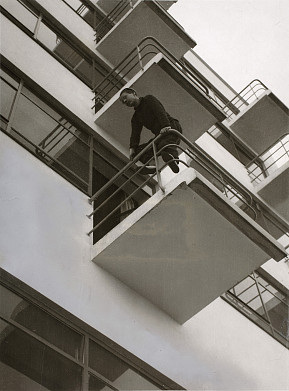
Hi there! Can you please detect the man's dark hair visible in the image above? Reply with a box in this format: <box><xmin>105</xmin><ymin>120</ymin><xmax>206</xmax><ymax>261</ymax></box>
<box><xmin>120</xmin><ymin>88</ymin><xmax>137</xmax><ymax>96</ymax></box>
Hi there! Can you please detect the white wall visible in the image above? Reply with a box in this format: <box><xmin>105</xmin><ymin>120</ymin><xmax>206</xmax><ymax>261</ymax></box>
<box><xmin>1</xmin><ymin>133</ymin><xmax>289</xmax><ymax>389</ymax></box>
<box><xmin>196</xmin><ymin>132</ymin><xmax>254</xmax><ymax>190</ymax></box>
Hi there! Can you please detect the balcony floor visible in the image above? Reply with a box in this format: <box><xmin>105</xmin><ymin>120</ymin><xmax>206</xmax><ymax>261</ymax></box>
<box><xmin>92</xmin><ymin>168</ymin><xmax>286</xmax><ymax>323</ymax></box>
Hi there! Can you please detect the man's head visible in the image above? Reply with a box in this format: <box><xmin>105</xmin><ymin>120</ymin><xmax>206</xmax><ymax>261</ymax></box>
<box><xmin>119</xmin><ymin>88</ymin><xmax>140</xmax><ymax>108</ymax></box>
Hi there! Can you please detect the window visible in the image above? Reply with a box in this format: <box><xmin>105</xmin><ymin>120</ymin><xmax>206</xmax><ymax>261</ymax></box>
<box><xmin>61</xmin><ymin>0</ymin><xmax>104</xmax><ymax>28</ymax></box>
<box><xmin>0</xmin><ymin>67</ymin><xmax>91</xmax><ymax>193</ymax></box>
<box><xmin>0</xmin><ymin>282</ymin><xmax>169</xmax><ymax>390</ymax></box>
<box><xmin>223</xmin><ymin>271</ymin><xmax>289</xmax><ymax>348</ymax></box>
<box><xmin>1</xmin><ymin>0</ymin><xmax>39</xmax><ymax>34</ymax></box>
<box><xmin>89</xmin><ymin>340</ymin><xmax>159</xmax><ymax>390</ymax></box>
<box><xmin>1</xmin><ymin>0</ymin><xmax>108</xmax><ymax>88</ymax></box>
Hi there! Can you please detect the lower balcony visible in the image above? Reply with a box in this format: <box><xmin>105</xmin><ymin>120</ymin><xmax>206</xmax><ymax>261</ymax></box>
<box><xmin>256</xmin><ymin>161</ymin><xmax>289</xmax><ymax>224</ymax></box>
<box><xmin>89</xmin><ymin>132</ymin><xmax>287</xmax><ymax>324</ymax></box>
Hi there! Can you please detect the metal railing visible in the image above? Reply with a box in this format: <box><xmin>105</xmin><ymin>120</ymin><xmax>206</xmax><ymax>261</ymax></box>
<box><xmin>86</xmin><ymin>129</ymin><xmax>265</xmax><ymax>237</ymax></box>
<box><xmin>222</xmin><ymin>79</ymin><xmax>268</xmax><ymax>121</ymax></box>
<box><xmin>91</xmin><ymin>36</ymin><xmax>222</xmax><ymax>111</ymax></box>
<box><xmin>223</xmin><ymin>270</ymin><xmax>289</xmax><ymax>348</ymax></box>
<box><xmin>94</xmin><ymin>0</ymin><xmax>134</xmax><ymax>43</ymax></box>
<box><xmin>246</xmin><ymin>133</ymin><xmax>289</xmax><ymax>184</ymax></box>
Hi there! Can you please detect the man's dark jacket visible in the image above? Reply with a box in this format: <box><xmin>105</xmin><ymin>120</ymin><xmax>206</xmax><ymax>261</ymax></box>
<box><xmin>129</xmin><ymin>95</ymin><xmax>179</xmax><ymax>149</ymax></box>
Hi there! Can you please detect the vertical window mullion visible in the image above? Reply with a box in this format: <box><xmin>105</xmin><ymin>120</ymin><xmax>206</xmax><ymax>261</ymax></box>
<box><xmin>88</xmin><ymin>135</ymin><xmax>94</xmax><ymax>196</ymax></box>
<box><xmin>82</xmin><ymin>334</ymin><xmax>90</xmax><ymax>391</ymax></box>
<box><xmin>33</xmin><ymin>12</ymin><xmax>43</xmax><ymax>39</ymax></box>
<box><xmin>6</xmin><ymin>79</ymin><xmax>24</xmax><ymax>134</ymax></box>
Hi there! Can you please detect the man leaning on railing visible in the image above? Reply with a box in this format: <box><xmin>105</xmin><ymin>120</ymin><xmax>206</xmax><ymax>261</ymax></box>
<box><xmin>119</xmin><ymin>88</ymin><xmax>182</xmax><ymax>174</ymax></box>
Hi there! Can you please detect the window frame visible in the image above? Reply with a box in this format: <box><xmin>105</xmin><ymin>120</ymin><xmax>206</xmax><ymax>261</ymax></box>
<box><xmin>0</xmin><ymin>1</ymin><xmax>109</xmax><ymax>89</ymax></box>
<box><xmin>0</xmin><ymin>269</ymin><xmax>183</xmax><ymax>390</ymax></box>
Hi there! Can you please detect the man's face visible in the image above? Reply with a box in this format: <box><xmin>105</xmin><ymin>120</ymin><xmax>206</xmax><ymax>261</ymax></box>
<box><xmin>119</xmin><ymin>92</ymin><xmax>139</xmax><ymax>108</ymax></box>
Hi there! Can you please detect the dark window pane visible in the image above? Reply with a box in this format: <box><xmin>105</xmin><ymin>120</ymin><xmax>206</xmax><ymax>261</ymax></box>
<box><xmin>1</xmin><ymin>0</ymin><xmax>38</xmax><ymax>33</ymax></box>
<box><xmin>37</xmin><ymin>22</ymin><xmax>60</xmax><ymax>52</ymax></box>
<box><xmin>0</xmin><ymin>68</ymin><xmax>20</xmax><ymax>89</ymax></box>
<box><xmin>0</xmin><ymin>285</ymin><xmax>83</xmax><ymax>359</ymax></box>
<box><xmin>11</xmin><ymin>93</ymin><xmax>57</xmax><ymax>146</ymax></box>
<box><xmin>37</xmin><ymin>22</ymin><xmax>93</xmax><ymax>85</ymax></box>
<box><xmin>54</xmin><ymin>40</ymin><xmax>83</xmax><ymax>68</ymax></box>
<box><xmin>89</xmin><ymin>374</ymin><xmax>113</xmax><ymax>391</ymax></box>
<box><xmin>0</xmin><ymin>117</ymin><xmax>8</xmax><ymax>131</ymax></box>
<box><xmin>62</xmin><ymin>0</ymin><xmax>97</xmax><ymax>27</ymax></box>
<box><xmin>0</xmin><ymin>79</ymin><xmax>17</xmax><ymax>121</ymax></box>
<box><xmin>0</xmin><ymin>319</ymin><xmax>82</xmax><ymax>391</ymax></box>
<box><xmin>63</xmin><ymin>0</ymin><xmax>87</xmax><ymax>12</ymax></box>
<box><xmin>9</xmin><ymin>87</ymin><xmax>90</xmax><ymax>188</ymax></box>
<box><xmin>89</xmin><ymin>340</ymin><xmax>159</xmax><ymax>390</ymax></box>
<box><xmin>76</xmin><ymin>59</ymin><xmax>93</xmax><ymax>86</ymax></box>
<box><xmin>268</xmin><ymin>301</ymin><xmax>289</xmax><ymax>338</ymax></box>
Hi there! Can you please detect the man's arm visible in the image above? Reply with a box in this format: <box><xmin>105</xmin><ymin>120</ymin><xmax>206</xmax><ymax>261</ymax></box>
<box><xmin>129</xmin><ymin>115</ymin><xmax>142</xmax><ymax>151</ymax></box>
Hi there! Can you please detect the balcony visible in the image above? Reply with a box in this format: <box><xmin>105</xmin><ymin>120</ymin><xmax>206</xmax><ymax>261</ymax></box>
<box><xmin>89</xmin><ymin>131</ymin><xmax>287</xmax><ymax>323</ymax></box>
<box><xmin>92</xmin><ymin>37</ymin><xmax>226</xmax><ymax>152</ymax></box>
<box><xmin>222</xmin><ymin>80</ymin><xmax>289</xmax><ymax>155</ymax></box>
<box><xmin>245</xmin><ymin>133</ymin><xmax>289</xmax><ymax>223</ymax></box>
<box><xmin>94</xmin><ymin>0</ymin><xmax>196</xmax><ymax>65</ymax></box>
<box><xmin>96</xmin><ymin>0</ymin><xmax>177</xmax><ymax>14</ymax></box>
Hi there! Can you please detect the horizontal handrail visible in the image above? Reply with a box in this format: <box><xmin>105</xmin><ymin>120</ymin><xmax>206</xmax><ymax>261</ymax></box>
<box><xmin>222</xmin><ymin>79</ymin><xmax>268</xmax><ymax>120</ymax></box>
<box><xmin>87</xmin><ymin>130</ymin><xmax>261</xmax><ymax>236</ymax></box>
<box><xmin>94</xmin><ymin>0</ymin><xmax>133</xmax><ymax>43</ymax></box>
<box><xmin>247</xmin><ymin>133</ymin><xmax>289</xmax><ymax>183</ymax></box>
<box><xmin>246</xmin><ymin>133</ymin><xmax>289</xmax><ymax>168</ymax></box>
<box><xmin>91</xmin><ymin>35</ymin><xmax>268</xmax><ymax>121</ymax></box>
<box><xmin>92</xmin><ymin>36</ymin><xmax>220</xmax><ymax>111</ymax></box>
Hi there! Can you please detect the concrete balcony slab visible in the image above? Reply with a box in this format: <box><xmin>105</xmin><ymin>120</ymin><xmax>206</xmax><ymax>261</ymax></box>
<box><xmin>96</xmin><ymin>0</ymin><xmax>177</xmax><ymax>13</ymax></box>
<box><xmin>92</xmin><ymin>168</ymin><xmax>286</xmax><ymax>324</ymax></box>
<box><xmin>230</xmin><ymin>93</ymin><xmax>289</xmax><ymax>154</ymax></box>
<box><xmin>94</xmin><ymin>54</ymin><xmax>225</xmax><ymax>153</ymax></box>
<box><xmin>256</xmin><ymin>161</ymin><xmax>289</xmax><ymax>224</ymax></box>
<box><xmin>95</xmin><ymin>0</ymin><xmax>196</xmax><ymax>66</ymax></box>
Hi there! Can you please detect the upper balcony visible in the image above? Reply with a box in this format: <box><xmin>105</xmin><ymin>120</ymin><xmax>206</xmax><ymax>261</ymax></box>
<box><xmin>88</xmin><ymin>131</ymin><xmax>288</xmax><ymax>324</ymax></box>
<box><xmin>92</xmin><ymin>37</ymin><xmax>226</xmax><ymax>152</ymax></box>
<box><xmin>94</xmin><ymin>0</ymin><xmax>196</xmax><ymax>66</ymax></box>
<box><xmin>220</xmin><ymin>80</ymin><xmax>289</xmax><ymax>155</ymax></box>
<box><xmin>96</xmin><ymin>0</ymin><xmax>178</xmax><ymax>14</ymax></box>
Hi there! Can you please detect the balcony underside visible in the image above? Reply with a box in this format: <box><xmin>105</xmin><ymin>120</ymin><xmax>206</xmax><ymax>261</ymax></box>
<box><xmin>94</xmin><ymin>56</ymin><xmax>225</xmax><ymax>153</ymax></box>
<box><xmin>96</xmin><ymin>0</ymin><xmax>177</xmax><ymax>13</ymax></box>
<box><xmin>230</xmin><ymin>93</ymin><xmax>289</xmax><ymax>154</ymax></box>
<box><xmin>257</xmin><ymin>162</ymin><xmax>289</xmax><ymax>224</ymax></box>
<box><xmin>92</xmin><ymin>168</ymin><xmax>286</xmax><ymax>324</ymax></box>
<box><xmin>95</xmin><ymin>0</ymin><xmax>196</xmax><ymax>66</ymax></box>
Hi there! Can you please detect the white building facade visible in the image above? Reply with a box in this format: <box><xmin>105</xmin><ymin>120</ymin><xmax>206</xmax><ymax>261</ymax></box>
<box><xmin>0</xmin><ymin>1</ymin><xmax>288</xmax><ymax>390</ymax></box>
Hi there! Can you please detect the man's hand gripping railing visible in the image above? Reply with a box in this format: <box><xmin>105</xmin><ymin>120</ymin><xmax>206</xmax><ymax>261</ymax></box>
<box><xmin>86</xmin><ymin>131</ymin><xmax>185</xmax><ymax>236</ymax></box>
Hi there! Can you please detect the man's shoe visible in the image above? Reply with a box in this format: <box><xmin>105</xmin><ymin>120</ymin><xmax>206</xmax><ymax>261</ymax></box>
<box><xmin>162</xmin><ymin>152</ymin><xmax>179</xmax><ymax>173</ymax></box>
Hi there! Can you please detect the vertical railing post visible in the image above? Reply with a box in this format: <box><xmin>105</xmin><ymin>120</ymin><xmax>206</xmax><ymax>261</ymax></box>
<box><xmin>152</xmin><ymin>141</ymin><xmax>165</xmax><ymax>193</ymax></box>
<box><xmin>6</xmin><ymin>80</ymin><xmax>24</xmax><ymax>134</ymax></box>
<box><xmin>88</xmin><ymin>136</ymin><xmax>94</xmax><ymax>197</ymax></box>
<box><xmin>252</xmin><ymin>271</ymin><xmax>275</xmax><ymax>336</ymax></box>
<box><xmin>136</xmin><ymin>45</ymin><xmax>144</xmax><ymax>71</ymax></box>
